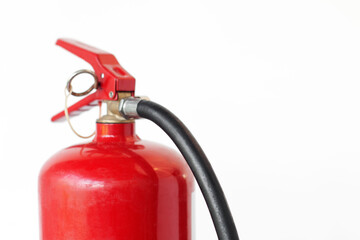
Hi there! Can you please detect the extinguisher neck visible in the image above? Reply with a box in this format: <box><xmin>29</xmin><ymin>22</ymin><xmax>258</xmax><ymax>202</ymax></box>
<box><xmin>94</xmin><ymin>122</ymin><xmax>138</xmax><ymax>143</ymax></box>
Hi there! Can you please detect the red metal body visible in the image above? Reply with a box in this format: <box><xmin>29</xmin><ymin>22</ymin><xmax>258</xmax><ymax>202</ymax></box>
<box><xmin>39</xmin><ymin>123</ymin><xmax>194</xmax><ymax>240</ymax></box>
<box><xmin>42</xmin><ymin>40</ymin><xmax>194</xmax><ymax>239</ymax></box>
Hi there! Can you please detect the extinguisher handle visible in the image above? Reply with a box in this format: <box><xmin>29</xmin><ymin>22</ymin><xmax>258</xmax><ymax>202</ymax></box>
<box><xmin>51</xmin><ymin>39</ymin><xmax>136</xmax><ymax>122</ymax></box>
<box><xmin>51</xmin><ymin>92</ymin><xmax>99</xmax><ymax>122</ymax></box>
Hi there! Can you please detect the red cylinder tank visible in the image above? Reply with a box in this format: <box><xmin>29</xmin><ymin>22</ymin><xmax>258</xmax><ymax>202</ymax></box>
<box><xmin>39</xmin><ymin>123</ymin><xmax>194</xmax><ymax>240</ymax></box>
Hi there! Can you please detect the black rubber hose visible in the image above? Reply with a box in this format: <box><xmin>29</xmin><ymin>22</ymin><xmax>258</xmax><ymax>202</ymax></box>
<box><xmin>137</xmin><ymin>100</ymin><xmax>239</xmax><ymax>240</ymax></box>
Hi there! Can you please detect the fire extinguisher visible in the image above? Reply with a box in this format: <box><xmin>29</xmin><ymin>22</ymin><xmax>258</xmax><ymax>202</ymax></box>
<box><xmin>39</xmin><ymin>39</ymin><xmax>239</xmax><ymax>240</ymax></box>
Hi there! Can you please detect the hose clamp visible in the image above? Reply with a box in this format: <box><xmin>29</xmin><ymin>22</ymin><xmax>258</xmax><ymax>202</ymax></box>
<box><xmin>119</xmin><ymin>96</ymin><xmax>149</xmax><ymax>119</ymax></box>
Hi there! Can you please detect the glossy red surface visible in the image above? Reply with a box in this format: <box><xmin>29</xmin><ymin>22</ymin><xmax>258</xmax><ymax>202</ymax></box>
<box><xmin>39</xmin><ymin>123</ymin><xmax>194</xmax><ymax>240</ymax></box>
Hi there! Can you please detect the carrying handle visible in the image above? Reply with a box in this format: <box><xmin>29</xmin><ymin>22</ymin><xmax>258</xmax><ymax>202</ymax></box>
<box><xmin>51</xmin><ymin>39</ymin><xmax>135</xmax><ymax>122</ymax></box>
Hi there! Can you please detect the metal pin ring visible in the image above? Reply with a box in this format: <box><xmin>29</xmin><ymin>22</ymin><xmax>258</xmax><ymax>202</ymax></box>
<box><xmin>66</xmin><ymin>69</ymin><xmax>98</xmax><ymax>97</ymax></box>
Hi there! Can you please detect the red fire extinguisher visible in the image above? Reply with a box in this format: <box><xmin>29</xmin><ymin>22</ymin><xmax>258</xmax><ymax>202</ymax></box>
<box><xmin>39</xmin><ymin>39</ymin><xmax>239</xmax><ymax>240</ymax></box>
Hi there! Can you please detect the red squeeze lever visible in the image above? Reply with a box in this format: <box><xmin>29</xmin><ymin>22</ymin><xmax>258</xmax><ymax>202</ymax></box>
<box><xmin>51</xmin><ymin>39</ymin><xmax>135</xmax><ymax>122</ymax></box>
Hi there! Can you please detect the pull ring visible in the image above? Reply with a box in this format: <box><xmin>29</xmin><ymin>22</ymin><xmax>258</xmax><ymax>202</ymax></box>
<box><xmin>66</xmin><ymin>69</ymin><xmax>98</xmax><ymax>97</ymax></box>
<box><xmin>64</xmin><ymin>70</ymin><xmax>101</xmax><ymax>139</ymax></box>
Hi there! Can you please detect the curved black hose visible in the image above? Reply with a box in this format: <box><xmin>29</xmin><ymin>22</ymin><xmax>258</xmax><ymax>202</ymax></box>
<box><xmin>137</xmin><ymin>100</ymin><xmax>239</xmax><ymax>240</ymax></box>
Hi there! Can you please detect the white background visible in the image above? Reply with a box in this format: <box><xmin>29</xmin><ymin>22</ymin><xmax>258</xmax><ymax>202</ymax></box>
<box><xmin>1</xmin><ymin>0</ymin><xmax>360</xmax><ymax>239</ymax></box>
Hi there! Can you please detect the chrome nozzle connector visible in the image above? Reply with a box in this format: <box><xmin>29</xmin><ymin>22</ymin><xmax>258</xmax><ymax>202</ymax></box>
<box><xmin>119</xmin><ymin>96</ymin><xmax>149</xmax><ymax>119</ymax></box>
